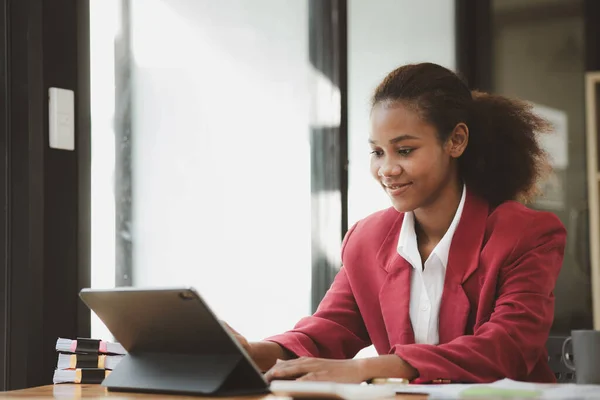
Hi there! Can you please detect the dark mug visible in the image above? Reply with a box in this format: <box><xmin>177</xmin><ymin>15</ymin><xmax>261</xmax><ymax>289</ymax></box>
<box><xmin>562</xmin><ymin>330</ymin><xmax>600</xmax><ymax>384</ymax></box>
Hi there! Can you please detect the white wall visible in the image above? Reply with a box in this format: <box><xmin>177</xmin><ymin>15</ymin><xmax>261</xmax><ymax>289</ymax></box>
<box><xmin>348</xmin><ymin>0</ymin><xmax>456</xmax><ymax>226</ymax></box>
<box><xmin>129</xmin><ymin>0</ymin><xmax>312</xmax><ymax>342</ymax></box>
<box><xmin>348</xmin><ymin>0</ymin><xmax>455</xmax><ymax>358</ymax></box>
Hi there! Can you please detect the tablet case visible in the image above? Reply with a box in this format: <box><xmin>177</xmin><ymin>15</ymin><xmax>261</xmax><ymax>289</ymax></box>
<box><xmin>79</xmin><ymin>287</ymin><xmax>269</xmax><ymax>396</ymax></box>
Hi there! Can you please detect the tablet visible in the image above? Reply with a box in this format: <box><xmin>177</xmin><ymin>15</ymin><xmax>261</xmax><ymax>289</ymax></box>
<box><xmin>79</xmin><ymin>287</ymin><xmax>269</xmax><ymax>396</ymax></box>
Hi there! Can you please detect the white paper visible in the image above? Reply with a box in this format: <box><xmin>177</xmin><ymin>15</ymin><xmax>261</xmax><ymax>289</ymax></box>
<box><xmin>391</xmin><ymin>378</ymin><xmax>600</xmax><ymax>399</ymax></box>
<box><xmin>269</xmin><ymin>380</ymin><xmax>396</xmax><ymax>400</ymax></box>
<box><xmin>393</xmin><ymin>383</ymin><xmax>473</xmax><ymax>397</ymax></box>
<box><xmin>544</xmin><ymin>384</ymin><xmax>600</xmax><ymax>399</ymax></box>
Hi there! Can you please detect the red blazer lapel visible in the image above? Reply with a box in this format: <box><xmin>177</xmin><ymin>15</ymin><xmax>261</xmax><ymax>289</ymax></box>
<box><xmin>438</xmin><ymin>189</ymin><xmax>489</xmax><ymax>344</ymax></box>
<box><xmin>376</xmin><ymin>213</ymin><xmax>415</xmax><ymax>346</ymax></box>
<box><xmin>379</xmin><ymin>255</ymin><xmax>415</xmax><ymax>346</ymax></box>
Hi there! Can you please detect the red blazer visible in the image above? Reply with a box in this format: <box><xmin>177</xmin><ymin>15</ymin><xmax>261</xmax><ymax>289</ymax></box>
<box><xmin>267</xmin><ymin>189</ymin><xmax>567</xmax><ymax>383</ymax></box>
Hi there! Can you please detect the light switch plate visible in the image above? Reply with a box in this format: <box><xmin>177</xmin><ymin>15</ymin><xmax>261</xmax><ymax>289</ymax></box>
<box><xmin>49</xmin><ymin>87</ymin><xmax>75</xmax><ymax>151</ymax></box>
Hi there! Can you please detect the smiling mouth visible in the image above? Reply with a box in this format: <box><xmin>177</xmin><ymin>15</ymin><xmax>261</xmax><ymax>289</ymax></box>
<box><xmin>383</xmin><ymin>182</ymin><xmax>411</xmax><ymax>189</ymax></box>
<box><xmin>383</xmin><ymin>182</ymin><xmax>412</xmax><ymax>197</ymax></box>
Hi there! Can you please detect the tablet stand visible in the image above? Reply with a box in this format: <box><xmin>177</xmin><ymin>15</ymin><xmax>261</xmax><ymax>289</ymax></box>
<box><xmin>102</xmin><ymin>352</ymin><xmax>269</xmax><ymax>396</ymax></box>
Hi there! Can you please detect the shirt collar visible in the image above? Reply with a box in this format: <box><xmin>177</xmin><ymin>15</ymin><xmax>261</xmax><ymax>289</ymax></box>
<box><xmin>397</xmin><ymin>184</ymin><xmax>467</xmax><ymax>269</ymax></box>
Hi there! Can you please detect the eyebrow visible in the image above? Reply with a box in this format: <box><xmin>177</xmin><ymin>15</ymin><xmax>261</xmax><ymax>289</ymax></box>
<box><xmin>368</xmin><ymin>134</ymin><xmax>419</xmax><ymax>145</ymax></box>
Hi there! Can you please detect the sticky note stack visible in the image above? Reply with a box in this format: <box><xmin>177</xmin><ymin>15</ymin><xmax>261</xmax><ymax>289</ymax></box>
<box><xmin>53</xmin><ymin>337</ymin><xmax>126</xmax><ymax>384</ymax></box>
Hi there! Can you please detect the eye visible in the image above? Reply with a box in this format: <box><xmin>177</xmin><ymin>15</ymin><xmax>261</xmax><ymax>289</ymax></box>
<box><xmin>398</xmin><ymin>148</ymin><xmax>414</xmax><ymax>156</ymax></box>
<box><xmin>370</xmin><ymin>149</ymin><xmax>383</xmax><ymax>157</ymax></box>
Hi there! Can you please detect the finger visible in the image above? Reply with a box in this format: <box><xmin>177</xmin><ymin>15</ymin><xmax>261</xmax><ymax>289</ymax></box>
<box><xmin>264</xmin><ymin>357</ymin><xmax>322</xmax><ymax>381</ymax></box>
<box><xmin>297</xmin><ymin>372</ymin><xmax>325</xmax><ymax>381</ymax></box>
<box><xmin>273</xmin><ymin>356</ymin><xmax>312</xmax><ymax>367</ymax></box>
<box><xmin>265</xmin><ymin>364</ymin><xmax>311</xmax><ymax>382</ymax></box>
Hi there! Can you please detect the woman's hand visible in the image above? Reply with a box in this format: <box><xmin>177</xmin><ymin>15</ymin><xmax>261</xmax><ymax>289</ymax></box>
<box><xmin>221</xmin><ymin>321</ymin><xmax>294</xmax><ymax>372</ymax></box>
<box><xmin>264</xmin><ymin>354</ymin><xmax>419</xmax><ymax>383</ymax></box>
<box><xmin>222</xmin><ymin>321</ymin><xmax>254</xmax><ymax>357</ymax></box>
<box><xmin>264</xmin><ymin>357</ymin><xmax>367</xmax><ymax>383</ymax></box>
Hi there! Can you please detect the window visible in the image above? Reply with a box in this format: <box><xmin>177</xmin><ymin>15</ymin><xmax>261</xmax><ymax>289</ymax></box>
<box><xmin>91</xmin><ymin>0</ymin><xmax>315</xmax><ymax>342</ymax></box>
<box><xmin>90</xmin><ymin>0</ymin><xmax>119</xmax><ymax>340</ymax></box>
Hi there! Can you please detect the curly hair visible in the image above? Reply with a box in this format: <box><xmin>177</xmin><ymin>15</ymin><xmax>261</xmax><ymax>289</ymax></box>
<box><xmin>371</xmin><ymin>62</ymin><xmax>552</xmax><ymax>207</ymax></box>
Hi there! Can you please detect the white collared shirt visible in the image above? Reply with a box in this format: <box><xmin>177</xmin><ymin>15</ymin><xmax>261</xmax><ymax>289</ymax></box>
<box><xmin>397</xmin><ymin>184</ymin><xmax>467</xmax><ymax>345</ymax></box>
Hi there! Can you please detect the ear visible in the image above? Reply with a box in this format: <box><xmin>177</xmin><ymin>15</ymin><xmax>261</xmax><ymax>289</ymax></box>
<box><xmin>445</xmin><ymin>122</ymin><xmax>469</xmax><ymax>158</ymax></box>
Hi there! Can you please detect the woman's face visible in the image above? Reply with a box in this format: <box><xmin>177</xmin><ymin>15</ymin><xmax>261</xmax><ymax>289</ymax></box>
<box><xmin>369</xmin><ymin>102</ymin><xmax>462</xmax><ymax>213</ymax></box>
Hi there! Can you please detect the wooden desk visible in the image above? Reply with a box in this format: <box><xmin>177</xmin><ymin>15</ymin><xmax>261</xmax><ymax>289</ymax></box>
<box><xmin>0</xmin><ymin>384</ymin><xmax>426</xmax><ymax>399</ymax></box>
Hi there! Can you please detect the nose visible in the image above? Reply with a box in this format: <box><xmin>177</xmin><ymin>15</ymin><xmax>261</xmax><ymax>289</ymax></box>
<box><xmin>378</xmin><ymin>156</ymin><xmax>402</xmax><ymax>178</ymax></box>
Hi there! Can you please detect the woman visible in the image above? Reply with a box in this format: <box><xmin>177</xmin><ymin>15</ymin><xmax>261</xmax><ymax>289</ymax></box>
<box><xmin>229</xmin><ymin>62</ymin><xmax>566</xmax><ymax>384</ymax></box>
